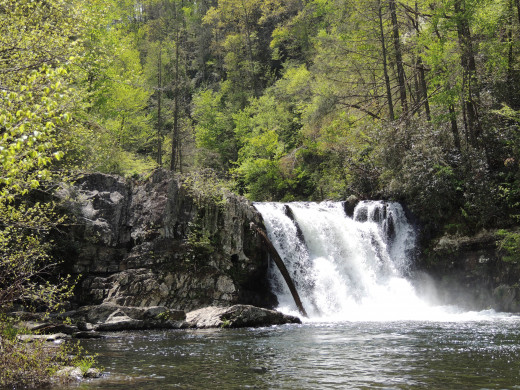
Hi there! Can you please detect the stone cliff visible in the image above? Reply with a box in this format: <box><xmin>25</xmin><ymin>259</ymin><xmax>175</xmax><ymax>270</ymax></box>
<box><xmin>56</xmin><ymin>170</ymin><xmax>277</xmax><ymax>312</ymax></box>
<box><xmin>419</xmin><ymin>231</ymin><xmax>520</xmax><ymax>312</ymax></box>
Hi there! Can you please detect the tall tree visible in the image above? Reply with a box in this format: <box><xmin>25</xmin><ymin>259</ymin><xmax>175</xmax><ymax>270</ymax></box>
<box><xmin>0</xmin><ymin>0</ymin><xmax>85</xmax><ymax>313</ymax></box>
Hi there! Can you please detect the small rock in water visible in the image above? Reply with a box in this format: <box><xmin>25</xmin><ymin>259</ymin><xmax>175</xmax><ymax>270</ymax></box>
<box><xmin>250</xmin><ymin>366</ymin><xmax>268</xmax><ymax>374</ymax></box>
<box><xmin>73</xmin><ymin>331</ymin><xmax>105</xmax><ymax>339</ymax></box>
<box><xmin>17</xmin><ymin>333</ymin><xmax>71</xmax><ymax>342</ymax></box>
<box><xmin>84</xmin><ymin>368</ymin><xmax>103</xmax><ymax>378</ymax></box>
<box><xmin>55</xmin><ymin>367</ymin><xmax>83</xmax><ymax>382</ymax></box>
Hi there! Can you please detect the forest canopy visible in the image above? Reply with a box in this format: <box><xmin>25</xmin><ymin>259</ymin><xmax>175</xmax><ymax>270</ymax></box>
<box><xmin>3</xmin><ymin>0</ymin><xmax>520</xmax><ymax>237</ymax></box>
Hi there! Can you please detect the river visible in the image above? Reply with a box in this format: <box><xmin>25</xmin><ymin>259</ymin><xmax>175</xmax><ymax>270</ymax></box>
<box><xmin>66</xmin><ymin>315</ymin><xmax>520</xmax><ymax>389</ymax></box>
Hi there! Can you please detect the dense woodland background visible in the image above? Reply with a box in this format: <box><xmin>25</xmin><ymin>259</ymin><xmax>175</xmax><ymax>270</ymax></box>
<box><xmin>3</xmin><ymin>0</ymin><xmax>520</xmax><ymax>248</ymax></box>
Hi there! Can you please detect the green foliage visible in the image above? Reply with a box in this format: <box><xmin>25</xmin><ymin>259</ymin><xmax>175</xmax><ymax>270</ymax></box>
<box><xmin>65</xmin><ymin>343</ymin><xmax>100</xmax><ymax>376</ymax></box>
<box><xmin>181</xmin><ymin>170</ymin><xmax>233</xmax><ymax>206</ymax></box>
<box><xmin>0</xmin><ymin>66</ymin><xmax>76</xmax><ymax>312</ymax></box>
<box><xmin>3</xmin><ymin>0</ymin><xmax>520</xmax><ymax>293</ymax></box>
<box><xmin>0</xmin><ymin>336</ymin><xmax>56</xmax><ymax>388</ymax></box>
<box><xmin>186</xmin><ymin>221</ymin><xmax>214</xmax><ymax>266</ymax></box>
<box><xmin>74</xmin><ymin>2</ymin><xmax>155</xmax><ymax>174</ymax></box>
<box><xmin>220</xmin><ymin>319</ymin><xmax>232</xmax><ymax>328</ymax></box>
<box><xmin>233</xmin><ymin>92</ymin><xmax>312</xmax><ymax>200</ymax></box>
<box><xmin>193</xmin><ymin>89</ymin><xmax>237</xmax><ymax>169</ymax></box>
<box><xmin>497</xmin><ymin>230</ymin><xmax>520</xmax><ymax>263</ymax></box>
<box><xmin>0</xmin><ymin>24</ymin><xmax>80</xmax><ymax>390</ymax></box>
<box><xmin>0</xmin><ymin>332</ymin><xmax>101</xmax><ymax>388</ymax></box>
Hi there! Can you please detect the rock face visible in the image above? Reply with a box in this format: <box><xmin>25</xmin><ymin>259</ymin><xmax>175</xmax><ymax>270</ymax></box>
<box><xmin>185</xmin><ymin>305</ymin><xmax>301</xmax><ymax>328</ymax></box>
<box><xmin>57</xmin><ymin>170</ymin><xmax>276</xmax><ymax>312</ymax></box>
<box><xmin>420</xmin><ymin>231</ymin><xmax>520</xmax><ymax>311</ymax></box>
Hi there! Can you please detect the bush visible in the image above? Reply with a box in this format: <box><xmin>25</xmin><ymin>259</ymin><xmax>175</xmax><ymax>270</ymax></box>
<box><xmin>497</xmin><ymin>229</ymin><xmax>520</xmax><ymax>263</ymax></box>
<box><xmin>0</xmin><ymin>319</ymin><xmax>100</xmax><ymax>388</ymax></box>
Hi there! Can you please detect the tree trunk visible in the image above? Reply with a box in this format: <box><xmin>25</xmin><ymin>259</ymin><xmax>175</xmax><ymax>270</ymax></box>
<box><xmin>157</xmin><ymin>45</ymin><xmax>163</xmax><ymax>166</ymax></box>
<box><xmin>417</xmin><ymin>56</ymin><xmax>431</xmax><ymax>121</ymax></box>
<box><xmin>251</xmin><ymin>223</ymin><xmax>308</xmax><ymax>318</ymax></box>
<box><xmin>378</xmin><ymin>0</ymin><xmax>395</xmax><ymax>120</ymax></box>
<box><xmin>170</xmin><ymin>0</ymin><xmax>183</xmax><ymax>172</ymax></box>
<box><xmin>389</xmin><ymin>0</ymin><xmax>408</xmax><ymax>118</ymax></box>
<box><xmin>240</xmin><ymin>0</ymin><xmax>259</xmax><ymax>97</ymax></box>
<box><xmin>171</xmin><ymin>39</ymin><xmax>179</xmax><ymax>172</ymax></box>
<box><xmin>454</xmin><ymin>0</ymin><xmax>481</xmax><ymax>146</ymax></box>
<box><xmin>413</xmin><ymin>2</ymin><xmax>431</xmax><ymax>121</ymax></box>
<box><xmin>449</xmin><ymin>104</ymin><xmax>461</xmax><ymax>152</ymax></box>
<box><xmin>507</xmin><ymin>0</ymin><xmax>515</xmax><ymax>104</ymax></box>
<box><xmin>515</xmin><ymin>0</ymin><xmax>520</xmax><ymax>27</ymax></box>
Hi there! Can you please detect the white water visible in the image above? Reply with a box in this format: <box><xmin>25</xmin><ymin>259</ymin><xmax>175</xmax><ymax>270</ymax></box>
<box><xmin>254</xmin><ymin>201</ymin><xmax>512</xmax><ymax>322</ymax></box>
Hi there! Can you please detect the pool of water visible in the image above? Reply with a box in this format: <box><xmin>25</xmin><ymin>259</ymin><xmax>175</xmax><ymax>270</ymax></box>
<box><xmin>62</xmin><ymin>317</ymin><xmax>520</xmax><ymax>389</ymax></box>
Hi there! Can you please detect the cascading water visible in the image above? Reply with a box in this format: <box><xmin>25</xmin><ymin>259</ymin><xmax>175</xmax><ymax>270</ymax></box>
<box><xmin>255</xmin><ymin>200</ymin><xmax>476</xmax><ymax>321</ymax></box>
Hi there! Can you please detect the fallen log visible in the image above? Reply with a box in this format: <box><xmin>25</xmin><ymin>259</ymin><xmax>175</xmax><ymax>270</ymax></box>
<box><xmin>250</xmin><ymin>223</ymin><xmax>308</xmax><ymax>318</ymax></box>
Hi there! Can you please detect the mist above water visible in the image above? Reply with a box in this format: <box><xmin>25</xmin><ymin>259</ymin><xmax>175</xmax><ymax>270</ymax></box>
<box><xmin>254</xmin><ymin>201</ymin><xmax>508</xmax><ymax>322</ymax></box>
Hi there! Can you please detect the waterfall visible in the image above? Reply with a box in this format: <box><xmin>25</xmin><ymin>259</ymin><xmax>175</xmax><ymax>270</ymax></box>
<box><xmin>254</xmin><ymin>201</ymin><xmax>444</xmax><ymax>321</ymax></box>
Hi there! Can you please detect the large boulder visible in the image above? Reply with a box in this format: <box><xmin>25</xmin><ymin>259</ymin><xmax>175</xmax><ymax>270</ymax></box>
<box><xmin>185</xmin><ymin>305</ymin><xmax>301</xmax><ymax>328</ymax></box>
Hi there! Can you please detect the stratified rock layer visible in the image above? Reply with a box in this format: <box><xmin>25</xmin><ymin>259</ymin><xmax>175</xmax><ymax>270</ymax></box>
<box><xmin>57</xmin><ymin>170</ymin><xmax>276</xmax><ymax>312</ymax></box>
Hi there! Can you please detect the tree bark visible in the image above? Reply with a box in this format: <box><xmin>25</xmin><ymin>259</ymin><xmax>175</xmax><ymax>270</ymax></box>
<box><xmin>417</xmin><ymin>56</ymin><xmax>431</xmax><ymax>121</ymax></box>
<box><xmin>515</xmin><ymin>0</ymin><xmax>520</xmax><ymax>27</ymax></box>
<box><xmin>414</xmin><ymin>1</ymin><xmax>431</xmax><ymax>121</ymax></box>
<box><xmin>170</xmin><ymin>0</ymin><xmax>183</xmax><ymax>172</ymax></box>
<box><xmin>389</xmin><ymin>0</ymin><xmax>408</xmax><ymax>118</ymax></box>
<box><xmin>157</xmin><ymin>45</ymin><xmax>163</xmax><ymax>166</ymax></box>
<box><xmin>378</xmin><ymin>0</ymin><xmax>395</xmax><ymax>120</ymax></box>
<box><xmin>454</xmin><ymin>0</ymin><xmax>481</xmax><ymax>146</ymax></box>
<box><xmin>240</xmin><ymin>0</ymin><xmax>259</xmax><ymax>97</ymax></box>
<box><xmin>449</xmin><ymin>104</ymin><xmax>461</xmax><ymax>152</ymax></box>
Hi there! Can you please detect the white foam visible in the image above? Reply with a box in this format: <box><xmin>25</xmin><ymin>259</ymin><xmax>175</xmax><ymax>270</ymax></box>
<box><xmin>255</xmin><ymin>201</ymin><xmax>516</xmax><ymax>323</ymax></box>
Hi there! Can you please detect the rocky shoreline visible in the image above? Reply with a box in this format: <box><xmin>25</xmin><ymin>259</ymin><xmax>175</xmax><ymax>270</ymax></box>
<box><xmin>15</xmin><ymin>303</ymin><xmax>301</xmax><ymax>339</ymax></box>
<box><xmin>10</xmin><ymin>303</ymin><xmax>300</xmax><ymax>384</ymax></box>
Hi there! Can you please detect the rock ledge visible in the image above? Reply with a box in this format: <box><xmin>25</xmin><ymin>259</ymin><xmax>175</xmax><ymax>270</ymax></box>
<box><xmin>186</xmin><ymin>305</ymin><xmax>301</xmax><ymax>328</ymax></box>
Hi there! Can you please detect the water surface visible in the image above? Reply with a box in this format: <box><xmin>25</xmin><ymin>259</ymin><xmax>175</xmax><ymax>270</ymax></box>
<box><xmin>67</xmin><ymin>318</ymin><xmax>520</xmax><ymax>389</ymax></box>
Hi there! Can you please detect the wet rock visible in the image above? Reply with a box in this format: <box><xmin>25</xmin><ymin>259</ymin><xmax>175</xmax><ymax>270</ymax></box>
<box><xmin>77</xmin><ymin>321</ymin><xmax>94</xmax><ymax>331</ymax></box>
<box><xmin>421</xmin><ymin>230</ymin><xmax>520</xmax><ymax>312</ymax></box>
<box><xmin>55</xmin><ymin>367</ymin><xmax>84</xmax><ymax>382</ymax></box>
<box><xmin>186</xmin><ymin>305</ymin><xmax>301</xmax><ymax>328</ymax></box>
<box><xmin>343</xmin><ymin>195</ymin><xmax>359</xmax><ymax>218</ymax></box>
<box><xmin>354</xmin><ymin>205</ymin><xmax>368</xmax><ymax>222</ymax></box>
<box><xmin>72</xmin><ymin>303</ymin><xmax>186</xmax><ymax>331</ymax></box>
<box><xmin>17</xmin><ymin>333</ymin><xmax>70</xmax><ymax>342</ymax></box>
<box><xmin>493</xmin><ymin>285</ymin><xmax>520</xmax><ymax>312</ymax></box>
<box><xmin>73</xmin><ymin>331</ymin><xmax>105</xmax><ymax>339</ymax></box>
<box><xmin>94</xmin><ymin>312</ymin><xmax>145</xmax><ymax>331</ymax></box>
<box><xmin>39</xmin><ymin>324</ymin><xmax>78</xmax><ymax>335</ymax></box>
<box><xmin>16</xmin><ymin>321</ymin><xmax>53</xmax><ymax>332</ymax></box>
<box><xmin>84</xmin><ymin>368</ymin><xmax>103</xmax><ymax>378</ymax></box>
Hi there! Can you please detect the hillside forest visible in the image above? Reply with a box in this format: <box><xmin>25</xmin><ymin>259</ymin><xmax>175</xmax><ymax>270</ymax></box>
<box><xmin>3</xmin><ymin>0</ymin><xmax>520</xmax><ymax>239</ymax></box>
